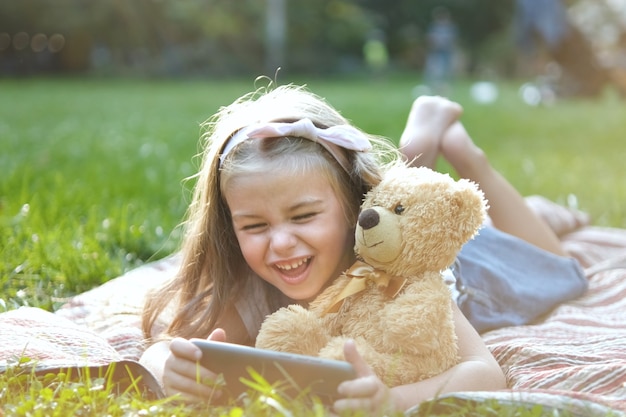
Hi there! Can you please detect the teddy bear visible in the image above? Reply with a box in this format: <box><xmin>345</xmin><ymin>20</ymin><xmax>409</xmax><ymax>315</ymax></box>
<box><xmin>255</xmin><ymin>163</ymin><xmax>487</xmax><ymax>386</ymax></box>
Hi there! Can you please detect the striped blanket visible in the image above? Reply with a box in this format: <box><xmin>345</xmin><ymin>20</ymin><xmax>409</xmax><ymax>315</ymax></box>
<box><xmin>480</xmin><ymin>225</ymin><xmax>626</xmax><ymax>413</ymax></box>
<box><xmin>3</xmin><ymin>196</ymin><xmax>626</xmax><ymax>413</ymax></box>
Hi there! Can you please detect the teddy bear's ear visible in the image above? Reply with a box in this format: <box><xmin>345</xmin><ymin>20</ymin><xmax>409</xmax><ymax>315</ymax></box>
<box><xmin>448</xmin><ymin>181</ymin><xmax>487</xmax><ymax>239</ymax></box>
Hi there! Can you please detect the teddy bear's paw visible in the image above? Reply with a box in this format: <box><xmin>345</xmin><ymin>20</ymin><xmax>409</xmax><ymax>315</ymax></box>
<box><xmin>320</xmin><ymin>337</ymin><xmax>403</xmax><ymax>385</ymax></box>
<box><xmin>319</xmin><ymin>336</ymin><xmax>380</xmax><ymax>362</ymax></box>
<box><xmin>255</xmin><ymin>305</ymin><xmax>331</xmax><ymax>355</ymax></box>
<box><xmin>318</xmin><ymin>336</ymin><xmax>351</xmax><ymax>362</ymax></box>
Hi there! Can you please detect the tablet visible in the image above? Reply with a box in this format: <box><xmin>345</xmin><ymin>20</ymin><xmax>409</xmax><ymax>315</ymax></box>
<box><xmin>191</xmin><ymin>339</ymin><xmax>356</xmax><ymax>402</ymax></box>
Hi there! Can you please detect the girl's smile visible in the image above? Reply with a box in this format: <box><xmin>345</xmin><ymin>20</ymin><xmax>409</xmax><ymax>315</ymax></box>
<box><xmin>273</xmin><ymin>256</ymin><xmax>312</xmax><ymax>283</ymax></box>
<box><xmin>224</xmin><ymin>168</ymin><xmax>355</xmax><ymax>301</ymax></box>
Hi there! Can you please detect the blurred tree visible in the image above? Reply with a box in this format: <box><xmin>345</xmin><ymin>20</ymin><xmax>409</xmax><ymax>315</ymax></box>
<box><xmin>0</xmin><ymin>0</ymin><xmax>515</xmax><ymax>77</ymax></box>
<box><xmin>265</xmin><ymin>0</ymin><xmax>286</xmax><ymax>75</ymax></box>
<box><xmin>288</xmin><ymin>0</ymin><xmax>373</xmax><ymax>74</ymax></box>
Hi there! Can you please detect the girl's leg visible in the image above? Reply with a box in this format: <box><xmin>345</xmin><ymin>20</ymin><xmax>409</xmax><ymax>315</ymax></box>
<box><xmin>440</xmin><ymin>122</ymin><xmax>566</xmax><ymax>256</ymax></box>
<box><xmin>399</xmin><ymin>96</ymin><xmax>566</xmax><ymax>256</ymax></box>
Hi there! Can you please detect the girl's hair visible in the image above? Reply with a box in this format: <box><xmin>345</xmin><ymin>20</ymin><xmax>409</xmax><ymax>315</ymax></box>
<box><xmin>142</xmin><ymin>83</ymin><xmax>400</xmax><ymax>344</ymax></box>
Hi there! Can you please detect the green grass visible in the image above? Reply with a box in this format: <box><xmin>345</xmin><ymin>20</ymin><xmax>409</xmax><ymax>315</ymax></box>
<box><xmin>1</xmin><ymin>78</ymin><xmax>253</xmax><ymax>309</ymax></box>
<box><xmin>1</xmin><ymin>360</ymin><xmax>606</xmax><ymax>417</ymax></box>
<box><xmin>1</xmin><ymin>76</ymin><xmax>625</xmax><ymax>415</ymax></box>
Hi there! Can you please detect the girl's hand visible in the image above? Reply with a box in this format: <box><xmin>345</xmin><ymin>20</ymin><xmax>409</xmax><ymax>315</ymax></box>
<box><xmin>162</xmin><ymin>329</ymin><xmax>227</xmax><ymax>402</ymax></box>
<box><xmin>333</xmin><ymin>339</ymin><xmax>396</xmax><ymax>416</ymax></box>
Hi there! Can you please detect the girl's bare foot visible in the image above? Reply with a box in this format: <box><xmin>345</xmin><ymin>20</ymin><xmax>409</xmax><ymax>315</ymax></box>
<box><xmin>399</xmin><ymin>96</ymin><xmax>462</xmax><ymax>169</ymax></box>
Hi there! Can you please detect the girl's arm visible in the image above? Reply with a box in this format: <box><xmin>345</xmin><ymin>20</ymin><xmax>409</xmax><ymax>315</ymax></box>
<box><xmin>139</xmin><ymin>339</ymin><xmax>171</xmax><ymax>387</ymax></box>
<box><xmin>335</xmin><ymin>303</ymin><xmax>506</xmax><ymax>414</ymax></box>
<box><xmin>391</xmin><ymin>304</ymin><xmax>506</xmax><ymax>409</ymax></box>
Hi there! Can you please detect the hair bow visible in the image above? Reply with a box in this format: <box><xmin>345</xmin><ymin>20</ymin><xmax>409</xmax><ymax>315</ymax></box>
<box><xmin>220</xmin><ymin>118</ymin><xmax>371</xmax><ymax>172</ymax></box>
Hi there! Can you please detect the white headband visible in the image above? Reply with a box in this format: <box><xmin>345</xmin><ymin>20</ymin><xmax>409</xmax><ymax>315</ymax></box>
<box><xmin>219</xmin><ymin>118</ymin><xmax>372</xmax><ymax>173</ymax></box>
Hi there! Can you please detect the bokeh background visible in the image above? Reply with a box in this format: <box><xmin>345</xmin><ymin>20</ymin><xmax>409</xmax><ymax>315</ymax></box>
<box><xmin>3</xmin><ymin>0</ymin><xmax>626</xmax><ymax>98</ymax></box>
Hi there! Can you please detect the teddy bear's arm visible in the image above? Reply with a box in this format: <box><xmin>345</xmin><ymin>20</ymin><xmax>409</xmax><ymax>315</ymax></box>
<box><xmin>255</xmin><ymin>305</ymin><xmax>333</xmax><ymax>356</ymax></box>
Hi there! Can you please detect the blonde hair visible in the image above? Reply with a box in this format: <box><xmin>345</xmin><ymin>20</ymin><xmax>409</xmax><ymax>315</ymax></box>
<box><xmin>142</xmin><ymin>83</ymin><xmax>400</xmax><ymax>344</ymax></box>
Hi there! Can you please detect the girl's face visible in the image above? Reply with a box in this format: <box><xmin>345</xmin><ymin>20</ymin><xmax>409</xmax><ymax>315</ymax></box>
<box><xmin>224</xmin><ymin>168</ymin><xmax>355</xmax><ymax>302</ymax></box>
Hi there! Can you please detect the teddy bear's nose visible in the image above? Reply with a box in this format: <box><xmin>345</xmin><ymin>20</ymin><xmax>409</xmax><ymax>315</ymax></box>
<box><xmin>358</xmin><ymin>208</ymin><xmax>380</xmax><ymax>230</ymax></box>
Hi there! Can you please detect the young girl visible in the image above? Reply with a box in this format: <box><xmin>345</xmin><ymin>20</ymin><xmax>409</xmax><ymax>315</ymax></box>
<box><xmin>140</xmin><ymin>84</ymin><xmax>582</xmax><ymax>414</ymax></box>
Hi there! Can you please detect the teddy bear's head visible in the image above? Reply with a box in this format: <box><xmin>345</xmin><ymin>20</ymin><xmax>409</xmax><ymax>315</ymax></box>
<box><xmin>355</xmin><ymin>164</ymin><xmax>487</xmax><ymax>278</ymax></box>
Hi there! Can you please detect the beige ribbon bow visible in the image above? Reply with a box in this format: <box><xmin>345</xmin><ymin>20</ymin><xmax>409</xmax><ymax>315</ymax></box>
<box><xmin>323</xmin><ymin>260</ymin><xmax>408</xmax><ymax>315</ymax></box>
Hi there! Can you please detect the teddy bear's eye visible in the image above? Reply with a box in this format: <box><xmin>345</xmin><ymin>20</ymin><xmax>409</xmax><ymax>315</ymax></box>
<box><xmin>394</xmin><ymin>204</ymin><xmax>405</xmax><ymax>215</ymax></box>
